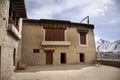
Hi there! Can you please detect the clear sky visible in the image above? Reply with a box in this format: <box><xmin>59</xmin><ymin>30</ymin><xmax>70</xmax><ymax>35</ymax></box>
<box><xmin>25</xmin><ymin>0</ymin><xmax>120</xmax><ymax>41</ymax></box>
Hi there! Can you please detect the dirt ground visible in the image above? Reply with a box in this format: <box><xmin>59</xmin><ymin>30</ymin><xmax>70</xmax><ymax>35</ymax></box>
<box><xmin>10</xmin><ymin>64</ymin><xmax>120</xmax><ymax>80</ymax></box>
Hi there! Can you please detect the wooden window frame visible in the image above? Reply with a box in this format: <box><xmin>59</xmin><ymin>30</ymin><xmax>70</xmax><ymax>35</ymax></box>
<box><xmin>80</xmin><ymin>32</ymin><xmax>86</xmax><ymax>44</ymax></box>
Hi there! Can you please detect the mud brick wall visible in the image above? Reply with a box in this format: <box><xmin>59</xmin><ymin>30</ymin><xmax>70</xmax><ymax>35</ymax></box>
<box><xmin>0</xmin><ymin>0</ymin><xmax>19</xmax><ymax>80</ymax></box>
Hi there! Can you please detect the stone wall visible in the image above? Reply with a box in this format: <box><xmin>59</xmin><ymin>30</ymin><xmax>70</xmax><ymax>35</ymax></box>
<box><xmin>22</xmin><ymin>19</ymin><xmax>96</xmax><ymax>65</ymax></box>
<box><xmin>0</xmin><ymin>0</ymin><xmax>20</xmax><ymax>80</ymax></box>
<box><xmin>97</xmin><ymin>59</ymin><xmax>120</xmax><ymax>68</ymax></box>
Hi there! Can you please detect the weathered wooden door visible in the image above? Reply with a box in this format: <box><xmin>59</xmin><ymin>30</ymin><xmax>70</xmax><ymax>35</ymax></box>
<box><xmin>46</xmin><ymin>51</ymin><xmax>53</xmax><ymax>64</ymax></box>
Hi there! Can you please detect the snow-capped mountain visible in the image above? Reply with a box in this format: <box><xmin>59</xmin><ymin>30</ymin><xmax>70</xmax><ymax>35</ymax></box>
<box><xmin>96</xmin><ymin>39</ymin><xmax>120</xmax><ymax>53</ymax></box>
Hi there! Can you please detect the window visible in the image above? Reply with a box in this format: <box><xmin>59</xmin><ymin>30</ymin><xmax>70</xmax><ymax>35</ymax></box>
<box><xmin>45</xmin><ymin>28</ymin><xmax>65</xmax><ymax>41</ymax></box>
<box><xmin>80</xmin><ymin>32</ymin><xmax>86</xmax><ymax>44</ymax></box>
<box><xmin>33</xmin><ymin>49</ymin><xmax>40</xmax><ymax>53</ymax></box>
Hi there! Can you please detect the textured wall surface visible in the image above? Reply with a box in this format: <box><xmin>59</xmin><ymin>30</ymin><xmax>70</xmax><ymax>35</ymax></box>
<box><xmin>22</xmin><ymin>20</ymin><xmax>96</xmax><ymax>65</ymax></box>
<box><xmin>0</xmin><ymin>0</ymin><xmax>20</xmax><ymax>80</ymax></box>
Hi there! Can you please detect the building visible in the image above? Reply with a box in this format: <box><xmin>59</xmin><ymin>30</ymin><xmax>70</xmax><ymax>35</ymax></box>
<box><xmin>21</xmin><ymin>19</ymin><xmax>96</xmax><ymax>65</ymax></box>
<box><xmin>0</xmin><ymin>0</ymin><xmax>26</xmax><ymax>80</ymax></box>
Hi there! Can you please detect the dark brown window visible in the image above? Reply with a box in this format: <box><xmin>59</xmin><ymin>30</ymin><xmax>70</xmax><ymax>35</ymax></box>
<box><xmin>45</xmin><ymin>28</ymin><xmax>65</xmax><ymax>41</ymax></box>
<box><xmin>80</xmin><ymin>33</ymin><xmax>86</xmax><ymax>44</ymax></box>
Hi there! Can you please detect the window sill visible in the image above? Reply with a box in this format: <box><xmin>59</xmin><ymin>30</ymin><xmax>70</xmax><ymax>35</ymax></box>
<box><xmin>42</xmin><ymin>41</ymin><xmax>71</xmax><ymax>46</ymax></box>
<box><xmin>79</xmin><ymin>44</ymin><xmax>88</xmax><ymax>47</ymax></box>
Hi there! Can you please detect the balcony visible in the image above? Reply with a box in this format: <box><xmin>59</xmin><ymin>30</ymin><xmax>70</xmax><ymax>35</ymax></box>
<box><xmin>9</xmin><ymin>17</ymin><xmax>18</xmax><ymax>30</ymax></box>
<box><xmin>7</xmin><ymin>17</ymin><xmax>21</xmax><ymax>39</ymax></box>
<box><xmin>8</xmin><ymin>24</ymin><xmax>21</xmax><ymax>39</ymax></box>
<box><xmin>42</xmin><ymin>41</ymin><xmax>71</xmax><ymax>46</ymax></box>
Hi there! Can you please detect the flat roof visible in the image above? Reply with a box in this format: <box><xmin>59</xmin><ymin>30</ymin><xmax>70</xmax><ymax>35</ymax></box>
<box><xmin>23</xmin><ymin>19</ymin><xmax>94</xmax><ymax>29</ymax></box>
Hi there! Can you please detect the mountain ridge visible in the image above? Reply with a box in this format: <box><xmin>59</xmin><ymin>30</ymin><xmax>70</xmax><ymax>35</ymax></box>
<box><xmin>96</xmin><ymin>39</ymin><xmax>120</xmax><ymax>53</ymax></box>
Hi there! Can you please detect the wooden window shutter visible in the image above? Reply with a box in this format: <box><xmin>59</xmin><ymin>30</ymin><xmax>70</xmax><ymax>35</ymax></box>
<box><xmin>80</xmin><ymin>33</ymin><xmax>86</xmax><ymax>44</ymax></box>
<box><xmin>45</xmin><ymin>28</ymin><xmax>65</xmax><ymax>41</ymax></box>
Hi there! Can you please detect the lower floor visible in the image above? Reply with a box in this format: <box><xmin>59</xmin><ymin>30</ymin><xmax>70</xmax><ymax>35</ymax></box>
<box><xmin>22</xmin><ymin>48</ymin><xmax>96</xmax><ymax>65</ymax></box>
<box><xmin>43</xmin><ymin>51</ymin><xmax>85</xmax><ymax>64</ymax></box>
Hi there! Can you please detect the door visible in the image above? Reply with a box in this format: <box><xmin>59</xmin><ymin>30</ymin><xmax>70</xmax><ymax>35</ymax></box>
<box><xmin>61</xmin><ymin>53</ymin><xmax>66</xmax><ymax>64</ymax></box>
<box><xmin>80</xmin><ymin>53</ymin><xmax>85</xmax><ymax>62</ymax></box>
<box><xmin>46</xmin><ymin>51</ymin><xmax>53</xmax><ymax>64</ymax></box>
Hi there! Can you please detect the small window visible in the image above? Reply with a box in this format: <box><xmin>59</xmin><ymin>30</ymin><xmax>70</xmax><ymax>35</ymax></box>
<box><xmin>33</xmin><ymin>49</ymin><xmax>40</xmax><ymax>53</ymax></box>
<box><xmin>36</xmin><ymin>49</ymin><xmax>39</xmax><ymax>53</ymax></box>
<box><xmin>80</xmin><ymin>32</ymin><xmax>86</xmax><ymax>44</ymax></box>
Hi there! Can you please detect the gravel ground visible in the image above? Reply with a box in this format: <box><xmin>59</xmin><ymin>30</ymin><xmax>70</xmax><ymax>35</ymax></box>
<box><xmin>10</xmin><ymin>64</ymin><xmax>120</xmax><ymax>80</ymax></box>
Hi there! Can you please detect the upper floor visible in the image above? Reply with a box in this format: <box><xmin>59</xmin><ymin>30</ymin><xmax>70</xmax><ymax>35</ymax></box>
<box><xmin>22</xmin><ymin>19</ymin><xmax>95</xmax><ymax>48</ymax></box>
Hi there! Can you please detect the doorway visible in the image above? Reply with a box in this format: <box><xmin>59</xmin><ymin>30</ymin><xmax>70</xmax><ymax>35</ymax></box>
<box><xmin>13</xmin><ymin>48</ymin><xmax>16</xmax><ymax>66</ymax></box>
<box><xmin>0</xmin><ymin>46</ymin><xmax>1</xmax><ymax>72</ymax></box>
<box><xmin>80</xmin><ymin>53</ymin><xmax>85</xmax><ymax>62</ymax></box>
<box><xmin>45</xmin><ymin>50</ymin><xmax>53</xmax><ymax>64</ymax></box>
<box><xmin>61</xmin><ymin>53</ymin><xmax>66</xmax><ymax>64</ymax></box>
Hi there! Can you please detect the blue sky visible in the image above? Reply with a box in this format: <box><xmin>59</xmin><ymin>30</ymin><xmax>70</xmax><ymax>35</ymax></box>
<box><xmin>25</xmin><ymin>0</ymin><xmax>120</xmax><ymax>41</ymax></box>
